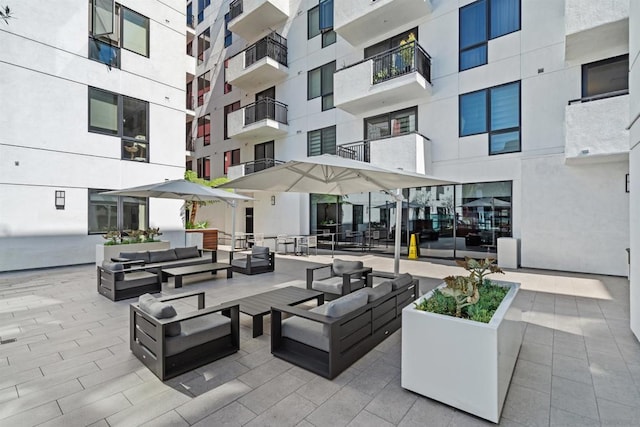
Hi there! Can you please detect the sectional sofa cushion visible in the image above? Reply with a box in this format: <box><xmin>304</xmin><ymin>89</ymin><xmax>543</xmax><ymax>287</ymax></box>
<box><xmin>102</xmin><ymin>261</ymin><xmax>124</xmax><ymax>281</ymax></box>
<box><xmin>323</xmin><ymin>290</ymin><xmax>368</xmax><ymax>318</ymax></box>
<box><xmin>119</xmin><ymin>251</ymin><xmax>150</xmax><ymax>263</ymax></box>
<box><xmin>148</xmin><ymin>249</ymin><xmax>178</xmax><ymax>263</ymax></box>
<box><xmin>391</xmin><ymin>273</ymin><xmax>413</xmax><ymax>290</ymax></box>
<box><xmin>311</xmin><ymin>276</ymin><xmax>362</xmax><ymax>296</ymax></box>
<box><xmin>280</xmin><ymin>317</ymin><xmax>329</xmax><ymax>352</ymax></box>
<box><xmin>331</xmin><ymin>259</ymin><xmax>363</xmax><ymax>276</ymax></box>
<box><xmin>251</xmin><ymin>246</ymin><xmax>270</xmax><ymax>260</ymax></box>
<box><xmin>165</xmin><ymin>313</ymin><xmax>231</xmax><ymax>357</ymax></box>
<box><xmin>174</xmin><ymin>246</ymin><xmax>200</xmax><ymax>260</ymax></box>
<box><xmin>361</xmin><ymin>281</ymin><xmax>393</xmax><ymax>302</ymax></box>
<box><xmin>138</xmin><ymin>294</ymin><xmax>181</xmax><ymax>337</ymax></box>
<box><xmin>231</xmin><ymin>257</ymin><xmax>270</xmax><ymax>269</ymax></box>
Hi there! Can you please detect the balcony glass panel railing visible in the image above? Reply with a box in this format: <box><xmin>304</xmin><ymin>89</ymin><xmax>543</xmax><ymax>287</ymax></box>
<box><xmin>229</xmin><ymin>0</ymin><xmax>243</xmax><ymax>20</ymax></box>
<box><xmin>245</xmin><ymin>32</ymin><xmax>288</xmax><ymax>67</ymax></box>
<box><xmin>243</xmin><ymin>158</ymin><xmax>285</xmax><ymax>174</ymax></box>
<box><xmin>244</xmin><ymin>98</ymin><xmax>288</xmax><ymax>126</ymax></box>
<box><xmin>370</xmin><ymin>41</ymin><xmax>431</xmax><ymax>84</ymax></box>
<box><xmin>89</xmin><ymin>37</ymin><xmax>120</xmax><ymax>69</ymax></box>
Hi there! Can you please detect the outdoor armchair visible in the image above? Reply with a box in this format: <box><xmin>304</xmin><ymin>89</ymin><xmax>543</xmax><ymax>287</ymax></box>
<box><xmin>306</xmin><ymin>258</ymin><xmax>372</xmax><ymax>300</ymax></box>
<box><xmin>230</xmin><ymin>246</ymin><xmax>275</xmax><ymax>275</ymax></box>
<box><xmin>130</xmin><ymin>291</ymin><xmax>240</xmax><ymax>380</ymax></box>
<box><xmin>97</xmin><ymin>261</ymin><xmax>161</xmax><ymax>301</ymax></box>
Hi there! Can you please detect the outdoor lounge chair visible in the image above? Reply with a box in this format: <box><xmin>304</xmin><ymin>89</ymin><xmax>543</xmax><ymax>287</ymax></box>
<box><xmin>306</xmin><ymin>258</ymin><xmax>372</xmax><ymax>300</ymax></box>
<box><xmin>97</xmin><ymin>261</ymin><xmax>161</xmax><ymax>301</ymax></box>
<box><xmin>130</xmin><ymin>291</ymin><xmax>240</xmax><ymax>380</ymax></box>
<box><xmin>230</xmin><ymin>246</ymin><xmax>275</xmax><ymax>275</ymax></box>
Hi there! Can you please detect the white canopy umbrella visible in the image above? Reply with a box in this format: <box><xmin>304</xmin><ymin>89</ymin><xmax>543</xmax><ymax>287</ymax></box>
<box><xmin>101</xmin><ymin>179</ymin><xmax>252</xmax><ymax>250</ymax></box>
<box><xmin>218</xmin><ymin>155</ymin><xmax>457</xmax><ymax>275</ymax></box>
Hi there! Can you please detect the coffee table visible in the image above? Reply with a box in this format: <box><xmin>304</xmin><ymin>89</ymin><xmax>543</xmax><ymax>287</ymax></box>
<box><xmin>163</xmin><ymin>263</ymin><xmax>233</xmax><ymax>288</ymax></box>
<box><xmin>225</xmin><ymin>286</ymin><xmax>324</xmax><ymax>337</ymax></box>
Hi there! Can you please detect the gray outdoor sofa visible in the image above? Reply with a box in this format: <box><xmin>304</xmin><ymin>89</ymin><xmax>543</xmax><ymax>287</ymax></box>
<box><xmin>130</xmin><ymin>291</ymin><xmax>240</xmax><ymax>380</ymax></box>
<box><xmin>117</xmin><ymin>246</ymin><xmax>216</xmax><ymax>282</ymax></box>
<box><xmin>271</xmin><ymin>272</ymin><xmax>418</xmax><ymax>379</ymax></box>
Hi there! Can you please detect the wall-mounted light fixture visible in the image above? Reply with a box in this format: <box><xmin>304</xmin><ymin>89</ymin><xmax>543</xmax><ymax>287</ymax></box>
<box><xmin>626</xmin><ymin>173</ymin><xmax>630</xmax><ymax>193</ymax></box>
<box><xmin>271</xmin><ymin>195</ymin><xmax>276</xmax><ymax>205</ymax></box>
<box><xmin>55</xmin><ymin>190</ymin><xmax>65</xmax><ymax>210</ymax></box>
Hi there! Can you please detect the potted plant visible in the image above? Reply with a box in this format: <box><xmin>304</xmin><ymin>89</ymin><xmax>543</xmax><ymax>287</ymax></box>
<box><xmin>401</xmin><ymin>258</ymin><xmax>524</xmax><ymax>423</ymax></box>
<box><xmin>96</xmin><ymin>227</ymin><xmax>170</xmax><ymax>265</ymax></box>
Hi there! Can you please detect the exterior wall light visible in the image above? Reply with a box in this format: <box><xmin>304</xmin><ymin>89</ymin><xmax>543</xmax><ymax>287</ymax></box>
<box><xmin>55</xmin><ymin>190</ymin><xmax>65</xmax><ymax>210</ymax></box>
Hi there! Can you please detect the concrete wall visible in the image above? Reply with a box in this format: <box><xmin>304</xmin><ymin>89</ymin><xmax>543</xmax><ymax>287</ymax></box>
<box><xmin>0</xmin><ymin>0</ymin><xmax>187</xmax><ymax>271</ymax></box>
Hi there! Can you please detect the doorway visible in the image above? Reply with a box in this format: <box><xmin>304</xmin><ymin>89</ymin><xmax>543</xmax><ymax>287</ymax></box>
<box><xmin>245</xmin><ymin>207</ymin><xmax>254</xmax><ymax>234</ymax></box>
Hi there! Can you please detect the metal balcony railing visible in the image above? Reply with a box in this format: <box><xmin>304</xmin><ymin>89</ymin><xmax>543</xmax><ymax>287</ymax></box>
<box><xmin>371</xmin><ymin>41</ymin><xmax>431</xmax><ymax>84</ymax></box>
<box><xmin>245</xmin><ymin>32</ymin><xmax>288</xmax><ymax>67</ymax></box>
<box><xmin>243</xmin><ymin>158</ymin><xmax>285</xmax><ymax>174</ymax></box>
<box><xmin>229</xmin><ymin>0</ymin><xmax>243</xmax><ymax>20</ymax></box>
<box><xmin>337</xmin><ymin>141</ymin><xmax>370</xmax><ymax>162</ymax></box>
<box><xmin>244</xmin><ymin>98</ymin><xmax>288</xmax><ymax>126</ymax></box>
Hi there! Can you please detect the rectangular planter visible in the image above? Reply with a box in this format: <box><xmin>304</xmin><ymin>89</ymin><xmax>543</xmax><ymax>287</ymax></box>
<box><xmin>96</xmin><ymin>241</ymin><xmax>171</xmax><ymax>266</ymax></box>
<box><xmin>401</xmin><ymin>281</ymin><xmax>523</xmax><ymax>423</ymax></box>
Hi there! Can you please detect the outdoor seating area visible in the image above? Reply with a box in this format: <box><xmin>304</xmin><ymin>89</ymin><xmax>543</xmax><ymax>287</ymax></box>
<box><xmin>0</xmin><ymin>252</ymin><xmax>638</xmax><ymax>426</ymax></box>
<box><xmin>306</xmin><ymin>258</ymin><xmax>373</xmax><ymax>300</ymax></box>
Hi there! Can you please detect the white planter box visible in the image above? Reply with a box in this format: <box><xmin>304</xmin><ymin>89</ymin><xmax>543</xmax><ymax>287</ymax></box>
<box><xmin>401</xmin><ymin>281</ymin><xmax>523</xmax><ymax>423</ymax></box>
<box><xmin>96</xmin><ymin>241</ymin><xmax>171</xmax><ymax>266</ymax></box>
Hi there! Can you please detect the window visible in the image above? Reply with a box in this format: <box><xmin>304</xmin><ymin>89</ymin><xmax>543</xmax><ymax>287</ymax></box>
<box><xmin>89</xmin><ymin>87</ymin><xmax>149</xmax><ymax>162</ymax></box>
<box><xmin>224</xmin><ymin>101</ymin><xmax>240</xmax><ymax>139</ymax></box>
<box><xmin>121</xmin><ymin>7</ymin><xmax>149</xmax><ymax>56</ymax></box>
<box><xmin>459</xmin><ymin>0</ymin><xmax>520</xmax><ymax>71</ymax></box>
<box><xmin>308</xmin><ymin>61</ymin><xmax>336</xmax><ymax>111</ymax></box>
<box><xmin>459</xmin><ymin>81</ymin><xmax>520</xmax><ymax>155</ymax></box>
<box><xmin>308</xmin><ymin>0</ymin><xmax>336</xmax><ymax>48</ymax></box>
<box><xmin>197</xmin><ymin>0</ymin><xmax>210</xmax><ymax>23</ymax></box>
<box><xmin>224</xmin><ymin>149</ymin><xmax>240</xmax><ymax>174</ymax></box>
<box><xmin>364</xmin><ymin>28</ymin><xmax>417</xmax><ymax>59</ymax></box>
<box><xmin>187</xmin><ymin>3</ymin><xmax>193</xmax><ymax>28</ymax></box>
<box><xmin>89</xmin><ymin>0</ymin><xmax>120</xmax><ymax>68</ymax></box>
<box><xmin>197</xmin><ymin>28</ymin><xmax>210</xmax><ymax>65</ymax></box>
<box><xmin>197</xmin><ymin>71</ymin><xmax>210</xmax><ymax>106</ymax></box>
<box><xmin>88</xmin><ymin>189</ymin><xmax>148</xmax><ymax>234</ymax></box>
<box><xmin>224</xmin><ymin>12</ymin><xmax>232</xmax><ymax>47</ymax></box>
<box><xmin>582</xmin><ymin>54</ymin><xmax>629</xmax><ymax>99</ymax></box>
<box><xmin>365</xmin><ymin>107</ymin><xmax>417</xmax><ymax>140</ymax></box>
<box><xmin>224</xmin><ymin>58</ymin><xmax>232</xmax><ymax>94</ymax></box>
<box><xmin>197</xmin><ymin>114</ymin><xmax>210</xmax><ymax>146</ymax></box>
<box><xmin>186</xmin><ymin>159</ymin><xmax>193</xmax><ymax>171</ymax></box>
<box><xmin>186</xmin><ymin>81</ymin><xmax>194</xmax><ymax>110</ymax></box>
<box><xmin>197</xmin><ymin>157</ymin><xmax>210</xmax><ymax>180</ymax></box>
<box><xmin>308</xmin><ymin>126</ymin><xmax>336</xmax><ymax>156</ymax></box>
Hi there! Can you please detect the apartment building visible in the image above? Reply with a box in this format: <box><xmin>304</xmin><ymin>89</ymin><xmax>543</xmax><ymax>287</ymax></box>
<box><xmin>192</xmin><ymin>0</ymin><xmax>631</xmax><ymax>277</ymax></box>
<box><xmin>0</xmin><ymin>0</ymin><xmax>188</xmax><ymax>271</ymax></box>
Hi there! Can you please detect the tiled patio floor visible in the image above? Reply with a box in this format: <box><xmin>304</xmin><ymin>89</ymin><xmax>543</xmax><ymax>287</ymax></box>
<box><xmin>0</xmin><ymin>251</ymin><xmax>638</xmax><ymax>426</ymax></box>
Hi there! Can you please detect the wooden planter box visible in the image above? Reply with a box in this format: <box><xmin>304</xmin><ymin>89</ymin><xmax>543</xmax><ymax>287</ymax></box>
<box><xmin>95</xmin><ymin>241</ymin><xmax>170</xmax><ymax>266</ymax></box>
<box><xmin>401</xmin><ymin>281</ymin><xmax>523</xmax><ymax>423</ymax></box>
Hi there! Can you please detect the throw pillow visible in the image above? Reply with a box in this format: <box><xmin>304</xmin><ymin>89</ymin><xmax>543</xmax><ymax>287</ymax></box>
<box><xmin>391</xmin><ymin>273</ymin><xmax>413</xmax><ymax>290</ymax></box>
<box><xmin>251</xmin><ymin>246</ymin><xmax>269</xmax><ymax>260</ymax></box>
<box><xmin>138</xmin><ymin>294</ymin><xmax>181</xmax><ymax>336</ymax></box>
<box><xmin>362</xmin><ymin>281</ymin><xmax>393</xmax><ymax>302</ymax></box>
<box><xmin>324</xmin><ymin>290</ymin><xmax>368</xmax><ymax>318</ymax></box>
<box><xmin>119</xmin><ymin>251</ymin><xmax>150</xmax><ymax>263</ymax></box>
<box><xmin>174</xmin><ymin>246</ymin><xmax>200</xmax><ymax>259</ymax></box>
<box><xmin>148</xmin><ymin>249</ymin><xmax>178</xmax><ymax>263</ymax></box>
<box><xmin>332</xmin><ymin>259</ymin><xmax>364</xmax><ymax>276</ymax></box>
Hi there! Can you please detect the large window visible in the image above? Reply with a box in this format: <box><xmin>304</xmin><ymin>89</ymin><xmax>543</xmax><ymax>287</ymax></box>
<box><xmin>459</xmin><ymin>81</ymin><xmax>520</xmax><ymax>155</ymax></box>
<box><xmin>88</xmin><ymin>189</ymin><xmax>148</xmax><ymax>234</ymax></box>
<box><xmin>197</xmin><ymin>156</ymin><xmax>210</xmax><ymax>180</ymax></box>
<box><xmin>89</xmin><ymin>87</ymin><xmax>149</xmax><ymax>162</ymax></box>
<box><xmin>308</xmin><ymin>0</ymin><xmax>336</xmax><ymax>47</ymax></box>
<box><xmin>197</xmin><ymin>0</ymin><xmax>210</xmax><ymax>23</ymax></box>
<box><xmin>308</xmin><ymin>61</ymin><xmax>336</xmax><ymax>111</ymax></box>
<box><xmin>582</xmin><ymin>54</ymin><xmax>629</xmax><ymax>99</ymax></box>
<box><xmin>224</xmin><ymin>58</ymin><xmax>232</xmax><ymax>94</ymax></box>
<box><xmin>224</xmin><ymin>101</ymin><xmax>240</xmax><ymax>139</ymax></box>
<box><xmin>224</xmin><ymin>149</ymin><xmax>240</xmax><ymax>174</ymax></box>
<box><xmin>197</xmin><ymin>28</ymin><xmax>210</xmax><ymax>65</ymax></box>
<box><xmin>197</xmin><ymin>71</ymin><xmax>210</xmax><ymax>106</ymax></box>
<box><xmin>197</xmin><ymin>114</ymin><xmax>211</xmax><ymax>146</ymax></box>
<box><xmin>365</xmin><ymin>107</ymin><xmax>417</xmax><ymax>140</ymax></box>
<box><xmin>121</xmin><ymin>7</ymin><xmax>149</xmax><ymax>56</ymax></box>
<box><xmin>308</xmin><ymin>125</ymin><xmax>336</xmax><ymax>156</ymax></box>
<box><xmin>459</xmin><ymin>0</ymin><xmax>520</xmax><ymax>71</ymax></box>
<box><xmin>224</xmin><ymin>12</ymin><xmax>232</xmax><ymax>47</ymax></box>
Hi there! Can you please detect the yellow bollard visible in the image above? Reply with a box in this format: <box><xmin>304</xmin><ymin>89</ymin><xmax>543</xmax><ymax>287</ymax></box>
<box><xmin>408</xmin><ymin>233</ymin><xmax>418</xmax><ymax>260</ymax></box>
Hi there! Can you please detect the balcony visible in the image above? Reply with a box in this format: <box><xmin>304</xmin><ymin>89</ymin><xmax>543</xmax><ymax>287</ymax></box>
<box><xmin>227</xmin><ymin>98</ymin><xmax>288</xmax><ymax>140</ymax></box>
<box><xmin>337</xmin><ymin>132</ymin><xmax>432</xmax><ymax>174</ymax></box>
<box><xmin>227</xmin><ymin>33</ymin><xmax>288</xmax><ymax>91</ymax></box>
<box><xmin>565</xmin><ymin>0</ymin><xmax>629</xmax><ymax>60</ymax></box>
<box><xmin>228</xmin><ymin>0</ymin><xmax>289</xmax><ymax>42</ymax></box>
<box><xmin>334</xmin><ymin>42</ymin><xmax>432</xmax><ymax>115</ymax></box>
<box><xmin>334</xmin><ymin>0</ymin><xmax>432</xmax><ymax>46</ymax></box>
<box><xmin>227</xmin><ymin>158</ymin><xmax>285</xmax><ymax>180</ymax></box>
<box><xmin>565</xmin><ymin>93</ymin><xmax>629</xmax><ymax>164</ymax></box>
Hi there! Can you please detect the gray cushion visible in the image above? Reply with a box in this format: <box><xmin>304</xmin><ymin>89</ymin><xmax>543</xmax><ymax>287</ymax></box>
<box><xmin>312</xmin><ymin>276</ymin><xmax>362</xmax><ymax>295</ymax></box>
<box><xmin>361</xmin><ymin>281</ymin><xmax>393</xmax><ymax>302</ymax></box>
<box><xmin>391</xmin><ymin>273</ymin><xmax>413</xmax><ymax>290</ymax></box>
<box><xmin>148</xmin><ymin>249</ymin><xmax>178</xmax><ymax>263</ymax></box>
<box><xmin>323</xmin><ymin>290</ymin><xmax>368</xmax><ymax>318</ymax></box>
<box><xmin>138</xmin><ymin>294</ymin><xmax>180</xmax><ymax>337</ymax></box>
<box><xmin>231</xmin><ymin>257</ymin><xmax>270</xmax><ymax>269</ymax></box>
<box><xmin>332</xmin><ymin>259</ymin><xmax>363</xmax><ymax>276</ymax></box>
<box><xmin>251</xmin><ymin>246</ymin><xmax>270</xmax><ymax>260</ymax></box>
<box><xmin>114</xmin><ymin>271</ymin><xmax>158</xmax><ymax>290</ymax></box>
<box><xmin>281</xmin><ymin>316</ymin><xmax>329</xmax><ymax>352</ymax></box>
<box><xmin>119</xmin><ymin>251</ymin><xmax>150</xmax><ymax>263</ymax></box>
<box><xmin>102</xmin><ymin>261</ymin><xmax>124</xmax><ymax>281</ymax></box>
<box><xmin>174</xmin><ymin>246</ymin><xmax>200</xmax><ymax>259</ymax></box>
<box><xmin>165</xmin><ymin>313</ymin><xmax>231</xmax><ymax>357</ymax></box>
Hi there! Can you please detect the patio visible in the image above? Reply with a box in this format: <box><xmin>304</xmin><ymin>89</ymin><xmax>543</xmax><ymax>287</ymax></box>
<box><xmin>0</xmin><ymin>251</ymin><xmax>638</xmax><ymax>426</ymax></box>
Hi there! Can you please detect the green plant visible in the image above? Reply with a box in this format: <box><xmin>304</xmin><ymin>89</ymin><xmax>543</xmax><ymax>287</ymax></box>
<box><xmin>102</xmin><ymin>230</ymin><xmax>122</xmax><ymax>246</ymax></box>
<box><xmin>415</xmin><ymin>257</ymin><xmax>506</xmax><ymax>322</ymax></box>
<box><xmin>186</xmin><ymin>220</ymin><xmax>208</xmax><ymax>229</ymax></box>
<box><xmin>398</xmin><ymin>33</ymin><xmax>416</xmax><ymax>70</ymax></box>
<box><xmin>144</xmin><ymin>227</ymin><xmax>162</xmax><ymax>241</ymax></box>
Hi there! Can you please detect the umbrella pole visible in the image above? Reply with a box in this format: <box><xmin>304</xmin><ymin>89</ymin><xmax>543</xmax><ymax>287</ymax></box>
<box><xmin>394</xmin><ymin>189</ymin><xmax>402</xmax><ymax>276</ymax></box>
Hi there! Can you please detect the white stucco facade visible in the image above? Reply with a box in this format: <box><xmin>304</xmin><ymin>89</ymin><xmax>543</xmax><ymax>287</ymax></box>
<box><xmin>0</xmin><ymin>0</ymin><xmax>187</xmax><ymax>271</ymax></box>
